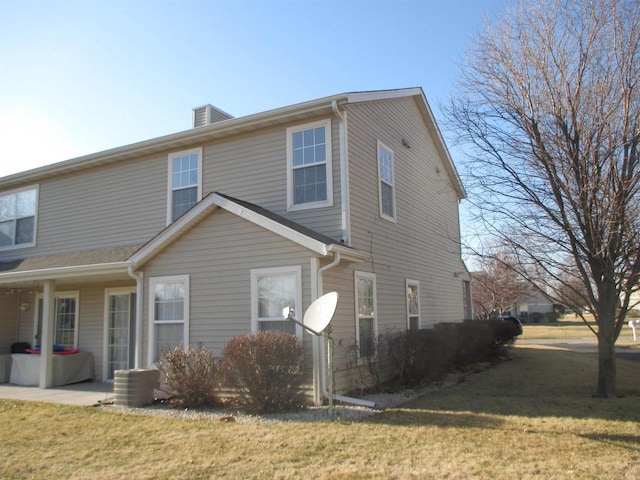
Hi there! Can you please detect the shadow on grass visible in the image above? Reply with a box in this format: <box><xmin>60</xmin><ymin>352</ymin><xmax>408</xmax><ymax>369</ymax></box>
<box><xmin>365</xmin><ymin>408</ymin><xmax>505</xmax><ymax>429</ymax></box>
<box><xmin>362</xmin><ymin>346</ymin><xmax>640</xmax><ymax>425</ymax></box>
<box><xmin>579</xmin><ymin>433</ymin><xmax>640</xmax><ymax>450</ymax></box>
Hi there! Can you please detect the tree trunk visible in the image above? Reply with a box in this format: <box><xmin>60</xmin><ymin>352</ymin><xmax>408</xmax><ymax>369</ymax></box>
<box><xmin>596</xmin><ymin>329</ymin><xmax>616</xmax><ymax>398</ymax></box>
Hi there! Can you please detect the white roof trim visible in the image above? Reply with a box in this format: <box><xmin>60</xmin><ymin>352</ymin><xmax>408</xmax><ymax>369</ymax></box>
<box><xmin>346</xmin><ymin>88</ymin><xmax>424</xmax><ymax>104</ymax></box>
<box><xmin>213</xmin><ymin>194</ymin><xmax>330</xmax><ymax>256</ymax></box>
<box><xmin>0</xmin><ymin>262</ymin><xmax>132</xmax><ymax>284</ymax></box>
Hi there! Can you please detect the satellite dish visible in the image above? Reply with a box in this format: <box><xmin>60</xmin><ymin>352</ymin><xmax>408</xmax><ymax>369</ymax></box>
<box><xmin>302</xmin><ymin>292</ymin><xmax>338</xmax><ymax>335</ymax></box>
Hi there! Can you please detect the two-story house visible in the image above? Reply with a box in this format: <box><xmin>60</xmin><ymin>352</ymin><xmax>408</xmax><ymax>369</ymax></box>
<box><xmin>0</xmin><ymin>88</ymin><xmax>470</xmax><ymax>404</ymax></box>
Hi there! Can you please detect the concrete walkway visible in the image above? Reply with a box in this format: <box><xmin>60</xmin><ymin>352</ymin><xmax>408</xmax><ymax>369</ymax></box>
<box><xmin>518</xmin><ymin>335</ymin><xmax>640</xmax><ymax>362</ymax></box>
<box><xmin>0</xmin><ymin>381</ymin><xmax>114</xmax><ymax>406</ymax></box>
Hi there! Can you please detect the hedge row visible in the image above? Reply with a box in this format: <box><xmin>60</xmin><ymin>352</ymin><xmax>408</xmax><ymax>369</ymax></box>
<box><xmin>157</xmin><ymin>320</ymin><xmax>520</xmax><ymax>412</ymax></box>
<box><xmin>383</xmin><ymin>319</ymin><xmax>520</xmax><ymax>388</ymax></box>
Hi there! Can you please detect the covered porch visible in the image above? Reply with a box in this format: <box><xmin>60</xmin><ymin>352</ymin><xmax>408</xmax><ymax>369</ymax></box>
<box><xmin>0</xmin><ymin>246</ymin><xmax>142</xmax><ymax>389</ymax></box>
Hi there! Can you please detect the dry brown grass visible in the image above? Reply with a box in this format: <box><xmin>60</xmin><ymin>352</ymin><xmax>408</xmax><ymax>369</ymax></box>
<box><xmin>1</xmin><ymin>341</ymin><xmax>639</xmax><ymax>479</ymax></box>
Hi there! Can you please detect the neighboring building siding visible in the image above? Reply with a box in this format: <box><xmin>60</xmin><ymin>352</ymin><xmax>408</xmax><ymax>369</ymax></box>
<box><xmin>140</xmin><ymin>208</ymin><xmax>320</xmax><ymax>364</ymax></box>
<box><xmin>346</xmin><ymin>97</ymin><xmax>467</xmax><ymax>329</ymax></box>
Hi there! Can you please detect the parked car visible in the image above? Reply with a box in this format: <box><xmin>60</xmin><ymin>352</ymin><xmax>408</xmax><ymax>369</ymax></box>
<box><xmin>498</xmin><ymin>316</ymin><xmax>523</xmax><ymax>336</ymax></box>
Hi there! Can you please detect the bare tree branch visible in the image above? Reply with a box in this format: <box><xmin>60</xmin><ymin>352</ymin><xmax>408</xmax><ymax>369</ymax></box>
<box><xmin>447</xmin><ymin>0</ymin><xmax>640</xmax><ymax>397</ymax></box>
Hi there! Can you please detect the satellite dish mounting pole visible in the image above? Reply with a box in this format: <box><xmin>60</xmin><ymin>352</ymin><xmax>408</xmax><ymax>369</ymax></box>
<box><xmin>284</xmin><ymin>292</ymin><xmax>339</xmax><ymax>420</ymax></box>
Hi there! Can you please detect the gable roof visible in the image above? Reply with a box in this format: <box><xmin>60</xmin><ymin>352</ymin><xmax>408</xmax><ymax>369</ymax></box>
<box><xmin>0</xmin><ymin>88</ymin><xmax>465</xmax><ymax>198</ymax></box>
<box><xmin>129</xmin><ymin>192</ymin><xmax>370</xmax><ymax>267</ymax></box>
<box><xmin>0</xmin><ymin>193</ymin><xmax>370</xmax><ymax>283</ymax></box>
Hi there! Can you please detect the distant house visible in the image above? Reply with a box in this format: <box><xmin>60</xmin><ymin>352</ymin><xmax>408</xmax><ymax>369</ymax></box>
<box><xmin>0</xmin><ymin>88</ymin><xmax>470</xmax><ymax>404</ymax></box>
<box><xmin>513</xmin><ymin>292</ymin><xmax>555</xmax><ymax>320</ymax></box>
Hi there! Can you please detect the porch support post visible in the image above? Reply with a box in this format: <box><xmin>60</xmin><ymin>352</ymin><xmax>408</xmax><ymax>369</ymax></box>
<box><xmin>39</xmin><ymin>279</ymin><xmax>56</xmax><ymax>388</ymax></box>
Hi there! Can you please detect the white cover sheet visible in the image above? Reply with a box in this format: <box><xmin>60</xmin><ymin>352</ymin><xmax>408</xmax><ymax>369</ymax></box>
<box><xmin>10</xmin><ymin>352</ymin><xmax>93</xmax><ymax>387</ymax></box>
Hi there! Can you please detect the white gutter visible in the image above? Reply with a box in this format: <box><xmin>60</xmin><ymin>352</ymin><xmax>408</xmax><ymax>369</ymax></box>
<box><xmin>332</xmin><ymin>101</ymin><xmax>351</xmax><ymax>244</ymax></box>
<box><xmin>0</xmin><ymin>261</ymin><xmax>133</xmax><ymax>284</ymax></box>
<box><xmin>316</xmin><ymin>252</ymin><xmax>376</xmax><ymax>409</ymax></box>
<box><xmin>127</xmin><ymin>266</ymin><xmax>144</xmax><ymax>369</ymax></box>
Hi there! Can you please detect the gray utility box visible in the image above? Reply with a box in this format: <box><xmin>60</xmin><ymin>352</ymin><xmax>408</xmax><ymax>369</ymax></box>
<box><xmin>114</xmin><ymin>369</ymin><xmax>159</xmax><ymax>407</ymax></box>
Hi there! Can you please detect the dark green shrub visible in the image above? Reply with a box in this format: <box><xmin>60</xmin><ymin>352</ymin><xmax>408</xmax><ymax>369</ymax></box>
<box><xmin>222</xmin><ymin>331</ymin><xmax>307</xmax><ymax>414</ymax></box>
<box><xmin>451</xmin><ymin>321</ymin><xmax>496</xmax><ymax>367</ymax></box>
<box><xmin>531</xmin><ymin>312</ymin><xmax>545</xmax><ymax>323</ymax></box>
<box><xmin>545</xmin><ymin>312</ymin><xmax>559</xmax><ymax>322</ymax></box>
<box><xmin>156</xmin><ymin>345</ymin><xmax>221</xmax><ymax>408</ymax></box>
<box><xmin>387</xmin><ymin>329</ymin><xmax>454</xmax><ymax>387</ymax></box>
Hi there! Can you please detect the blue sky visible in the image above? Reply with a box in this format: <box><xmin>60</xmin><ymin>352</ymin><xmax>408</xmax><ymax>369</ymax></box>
<box><xmin>0</xmin><ymin>0</ymin><xmax>500</xmax><ymax>178</ymax></box>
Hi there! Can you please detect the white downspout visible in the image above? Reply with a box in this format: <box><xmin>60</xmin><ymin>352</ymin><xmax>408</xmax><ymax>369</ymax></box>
<box><xmin>332</xmin><ymin>100</ymin><xmax>351</xmax><ymax>245</ymax></box>
<box><xmin>317</xmin><ymin>252</ymin><xmax>376</xmax><ymax>408</ymax></box>
<box><xmin>127</xmin><ymin>266</ymin><xmax>144</xmax><ymax>369</ymax></box>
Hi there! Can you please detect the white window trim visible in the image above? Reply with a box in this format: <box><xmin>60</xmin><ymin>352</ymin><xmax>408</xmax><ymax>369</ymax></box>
<box><xmin>250</xmin><ymin>265</ymin><xmax>303</xmax><ymax>339</ymax></box>
<box><xmin>354</xmin><ymin>271</ymin><xmax>377</xmax><ymax>358</ymax></box>
<box><xmin>377</xmin><ymin>140</ymin><xmax>397</xmax><ymax>223</ymax></box>
<box><xmin>0</xmin><ymin>184</ymin><xmax>39</xmax><ymax>251</ymax></box>
<box><xmin>286</xmin><ymin>119</ymin><xmax>334</xmax><ymax>212</ymax></box>
<box><xmin>33</xmin><ymin>290</ymin><xmax>80</xmax><ymax>349</ymax></box>
<box><xmin>148</xmin><ymin>275</ymin><xmax>190</xmax><ymax>365</ymax></box>
<box><xmin>103</xmin><ymin>286</ymin><xmax>137</xmax><ymax>382</ymax></box>
<box><xmin>166</xmin><ymin>147</ymin><xmax>203</xmax><ymax>224</ymax></box>
<box><xmin>406</xmin><ymin>279</ymin><xmax>421</xmax><ymax>330</ymax></box>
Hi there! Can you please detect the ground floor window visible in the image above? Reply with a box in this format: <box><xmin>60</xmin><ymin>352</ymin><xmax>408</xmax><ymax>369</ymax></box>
<box><xmin>406</xmin><ymin>279</ymin><xmax>420</xmax><ymax>330</ymax></box>
<box><xmin>149</xmin><ymin>275</ymin><xmax>189</xmax><ymax>362</ymax></box>
<box><xmin>36</xmin><ymin>291</ymin><xmax>79</xmax><ymax>350</ymax></box>
<box><xmin>250</xmin><ymin>266</ymin><xmax>302</xmax><ymax>337</ymax></box>
<box><xmin>355</xmin><ymin>271</ymin><xmax>377</xmax><ymax>358</ymax></box>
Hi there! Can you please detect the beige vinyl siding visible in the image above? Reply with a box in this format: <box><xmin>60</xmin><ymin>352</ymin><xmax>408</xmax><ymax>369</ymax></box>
<box><xmin>320</xmin><ymin>263</ymin><xmax>364</xmax><ymax>393</ymax></box>
<box><xmin>0</xmin><ymin>153</ymin><xmax>167</xmax><ymax>261</ymax></box>
<box><xmin>1</xmin><ymin>292</ymin><xmax>39</xmax><ymax>353</ymax></box>
<box><xmin>346</xmin><ymin>97</ymin><xmax>467</xmax><ymax>329</ymax></box>
<box><xmin>0</xmin><ymin>294</ymin><xmax>20</xmax><ymax>353</ymax></box>
<box><xmin>0</xmin><ymin>116</ymin><xmax>343</xmax><ymax>263</ymax></box>
<box><xmin>141</xmin><ymin>208</ymin><xmax>319</xmax><ymax>364</ymax></box>
<box><xmin>200</xmin><ymin>118</ymin><xmax>343</xmax><ymax>241</ymax></box>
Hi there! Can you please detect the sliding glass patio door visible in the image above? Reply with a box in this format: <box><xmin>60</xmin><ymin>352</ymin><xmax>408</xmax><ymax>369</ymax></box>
<box><xmin>106</xmin><ymin>290</ymin><xmax>136</xmax><ymax>381</ymax></box>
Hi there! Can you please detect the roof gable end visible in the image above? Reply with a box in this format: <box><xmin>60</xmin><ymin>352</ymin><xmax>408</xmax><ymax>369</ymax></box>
<box><xmin>129</xmin><ymin>193</ymin><xmax>343</xmax><ymax>267</ymax></box>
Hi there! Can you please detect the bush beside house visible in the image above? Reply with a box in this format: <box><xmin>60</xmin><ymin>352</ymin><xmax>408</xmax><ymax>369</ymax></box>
<box><xmin>157</xmin><ymin>321</ymin><xmax>520</xmax><ymax>412</ymax></box>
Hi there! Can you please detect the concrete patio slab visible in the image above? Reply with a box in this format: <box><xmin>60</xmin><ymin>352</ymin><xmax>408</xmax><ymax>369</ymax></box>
<box><xmin>0</xmin><ymin>381</ymin><xmax>114</xmax><ymax>406</ymax></box>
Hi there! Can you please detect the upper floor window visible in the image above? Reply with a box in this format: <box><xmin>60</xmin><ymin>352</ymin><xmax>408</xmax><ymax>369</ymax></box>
<box><xmin>250</xmin><ymin>266</ymin><xmax>302</xmax><ymax>338</ymax></box>
<box><xmin>377</xmin><ymin>140</ymin><xmax>396</xmax><ymax>222</ymax></box>
<box><xmin>286</xmin><ymin>119</ymin><xmax>333</xmax><ymax>211</ymax></box>
<box><xmin>167</xmin><ymin>148</ymin><xmax>202</xmax><ymax>223</ymax></box>
<box><xmin>0</xmin><ymin>186</ymin><xmax>38</xmax><ymax>250</ymax></box>
<box><xmin>406</xmin><ymin>279</ymin><xmax>420</xmax><ymax>330</ymax></box>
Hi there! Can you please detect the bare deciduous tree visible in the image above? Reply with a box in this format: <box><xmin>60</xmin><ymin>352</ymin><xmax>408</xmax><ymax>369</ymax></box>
<box><xmin>471</xmin><ymin>254</ymin><xmax>531</xmax><ymax>320</ymax></box>
<box><xmin>448</xmin><ymin>0</ymin><xmax>640</xmax><ymax>397</ymax></box>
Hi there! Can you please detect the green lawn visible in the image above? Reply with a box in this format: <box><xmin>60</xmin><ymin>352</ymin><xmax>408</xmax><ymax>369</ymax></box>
<box><xmin>1</xmin><ymin>340</ymin><xmax>638</xmax><ymax>479</ymax></box>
